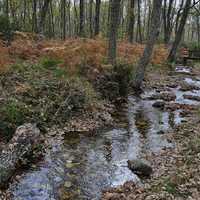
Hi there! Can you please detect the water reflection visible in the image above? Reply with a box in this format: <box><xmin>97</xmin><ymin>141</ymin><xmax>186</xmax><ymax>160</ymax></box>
<box><xmin>135</xmin><ymin>108</ymin><xmax>151</xmax><ymax>137</ymax></box>
<box><xmin>11</xmin><ymin>66</ymin><xmax>200</xmax><ymax>200</ymax></box>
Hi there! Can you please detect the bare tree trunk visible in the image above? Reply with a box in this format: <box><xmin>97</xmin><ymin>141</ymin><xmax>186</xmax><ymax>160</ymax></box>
<box><xmin>89</xmin><ymin>0</ymin><xmax>93</xmax><ymax>38</ymax></box>
<box><xmin>146</xmin><ymin>0</ymin><xmax>152</xmax><ymax>39</ymax></box>
<box><xmin>163</xmin><ymin>0</ymin><xmax>175</xmax><ymax>44</ymax></box>
<box><xmin>132</xmin><ymin>0</ymin><xmax>163</xmax><ymax>91</ymax></box>
<box><xmin>79</xmin><ymin>0</ymin><xmax>85</xmax><ymax>37</ymax></box>
<box><xmin>94</xmin><ymin>0</ymin><xmax>101</xmax><ymax>36</ymax></box>
<box><xmin>23</xmin><ymin>0</ymin><xmax>27</xmax><ymax>30</ymax></box>
<box><xmin>168</xmin><ymin>0</ymin><xmax>191</xmax><ymax>62</ymax></box>
<box><xmin>38</xmin><ymin>0</ymin><xmax>51</xmax><ymax>34</ymax></box>
<box><xmin>50</xmin><ymin>0</ymin><xmax>55</xmax><ymax>37</ymax></box>
<box><xmin>175</xmin><ymin>0</ymin><xmax>184</xmax><ymax>34</ymax></box>
<box><xmin>68</xmin><ymin>0</ymin><xmax>72</xmax><ymax>37</ymax></box>
<box><xmin>107</xmin><ymin>0</ymin><xmax>121</xmax><ymax>64</ymax></box>
<box><xmin>61</xmin><ymin>0</ymin><xmax>66</xmax><ymax>40</ymax></box>
<box><xmin>127</xmin><ymin>0</ymin><xmax>135</xmax><ymax>43</ymax></box>
<box><xmin>136</xmin><ymin>0</ymin><xmax>142</xmax><ymax>43</ymax></box>
<box><xmin>32</xmin><ymin>0</ymin><xmax>38</xmax><ymax>33</ymax></box>
<box><xmin>197</xmin><ymin>15</ymin><xmax>200</xmax><ymax>45</ymax></box>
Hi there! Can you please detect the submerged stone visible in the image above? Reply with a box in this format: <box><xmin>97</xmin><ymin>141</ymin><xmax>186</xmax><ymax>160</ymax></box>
<box><xmin>157</xmin><ymin>130</ymin><xmax>165</xmax><ymax>135</ymax></box>
<box><xmin>183</xmin><ymin>94</ymin><xmax>200</xmax><ymax>101</ymax></box>
<box><xmin>152</xmin><ymin>101</ymin><xmax>165</xmax><ymax>109</ymax></box>
<box><xmin>127</xmin><ymin>159</ymin><xmax>153</xmax><ymax>177</ymax></box>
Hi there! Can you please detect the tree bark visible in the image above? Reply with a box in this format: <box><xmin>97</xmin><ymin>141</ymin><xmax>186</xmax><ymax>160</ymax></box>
<box><xmin>89</xmin><ymin>0</ymin><xmax>93</xmax><ymax>38</ymax></box>
<box><xmin>107</xmin><ymin>0</ymin><xmax>121</xmax><ymax>65</ymax></box>
<box><xmin>127</xmin><ymin>0</ymin><xmax>135</xmax><ymax>43</ymax></box>
<box><xmin>132</xmin><ymin>0</ymin><xmax>163</xmax><ymax>91</ymax></box>
<box><xmin>79</xmin><ymin>0</ymin><xmax>85</xmax><ymax>37</ymax></box>
<box><xmin>167</xmin><ymin>0</ymin><xmax>191</xmax><ymax>62</ymax></box>
<box><xmin>0</xmin><ymin>124</ymin><xmax>40</xmax><ymax>188</ymax></box>
<box><xmin>94</xmin><ymin>0</ymin><xmax>101</xmax><ymax>36</ymax></box>
<box><xmin>136</xmin><ymin>0</ymin><xmax>142</xmax><ymax>43</ymax></box>
<box><xmin>61</xmin><ymin>0</ymin><xmax>66</xmax><ymax>40</ymax></box>
<box><xmin>163</xmin><ymin>0</ymin><xmax>175</xmax><ymax>44</ymax></box>
<box><xmin>32</xmin><ymin>0</ymin><xmax>38</xmax><ymax>33</ymax></box>
<box><xmin>38</xmin><ymin>0</ymin><xmax>51</xmax><ymax>34</ymax></box>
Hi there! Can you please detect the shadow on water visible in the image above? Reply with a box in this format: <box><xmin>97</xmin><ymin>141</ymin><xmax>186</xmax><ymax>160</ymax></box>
<box><xmin>10</xmin><ymin>66</ymin><xmax>200</xmax><ymax>200</ymax></box>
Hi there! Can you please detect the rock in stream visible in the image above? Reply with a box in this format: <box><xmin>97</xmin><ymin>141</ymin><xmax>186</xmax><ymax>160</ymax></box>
<box><xmin>127</xmin><ymin>159</ymin><xmax>153</xmax><ymax>177</ymax></box>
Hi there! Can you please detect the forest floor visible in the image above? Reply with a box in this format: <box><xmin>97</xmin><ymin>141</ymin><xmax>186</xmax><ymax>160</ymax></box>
<box><xmin>1</xmin><ymin>32</ymin><xmax>200</xmax><ymax>200</ymax></box>
<box><xmin>102</xmin><ymin>64</ymin><xmax>200</xmax><ymax>200</ymax></box>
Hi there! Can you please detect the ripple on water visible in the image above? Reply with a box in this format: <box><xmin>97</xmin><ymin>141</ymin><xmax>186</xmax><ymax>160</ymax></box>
<box><xmin>11</xmin><ymin>66</ymin><xmax>200</xmax><ymax>200</ymax></box>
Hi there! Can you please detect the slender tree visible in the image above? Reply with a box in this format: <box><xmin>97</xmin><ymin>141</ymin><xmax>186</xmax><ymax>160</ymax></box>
<box><xmin>163</xmin><ymin>0</ymin><xmax>175</xmax><ymax>44</ymax></box>
<box><xmin>127</xmin><ymin>0</ymin><xmax>135</xmax><ymax>43</ymax></box>
<box><xmin>132</xmin><ymin>0</ymin><xmax>163</xmax><ymax>91</ymax></box>
<box><xmin>38</xmin><ymin>0</ymin><xmax>51</xmax><ymax>34</ymax></box>
<box><xmin>61</xmin><ymin>0</ymin><xmax>66</xmax><ymax>40</ymax></box>
<box><xmin>168</xmin><ymin>0</ymin><xmax>191</xmax><ymax>62</ymax></box>
<box><xmin>89</xmin><ymin>0</ymin><xmax>93</xmax><ymax>37</ymax></box>
<box><xmin>32</xmin><ymin>0</ymin><xmax>38</xmax><ymax>33</ymax></box>
<box><xmin>94</xmin><ymin>0</ymin><xmax>101</xmax><ymax>36</ymax></box>
<box><xmin>136</xmin><ymin>0</ymin><xmax>142</xmax><ymax>43</ymax></box>
<box><xmin>79</xmin><ymin>0</ymin><xmax>85</xmax><ymax>37</ymax></box>
<box><xmin>107</xmin><ymin>0</ymin><xmax>121</xmax><ymax>64</ymax></box>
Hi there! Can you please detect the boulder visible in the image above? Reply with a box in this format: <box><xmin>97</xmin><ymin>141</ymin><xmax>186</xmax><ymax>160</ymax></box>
<box><xmin>152</xmin><ymin>101</ymin><xmax>165</xmax><ymax>110</ymax></box>
<box><xmin>147</xmin><ymin>92</ymin><xmax>176</xmax><ymax>102</ymax></box>
<box><xmin>0</xmin><ymin>123</ymin><xmax>40</xmax><ymax>188</ymax></box>
<box><xmin>183</xmin><ymin>94</ymin><xmax>200</xmax><ymax>101</ymax></box>
<box><xmin>180</xmin><ymin>82</ymin><xmax>200</xmax><ymax>91</ymax></box>
<box><xmin>127</xmin><ymin>159</ymin><xmax>153</xmax><ymax>177</ymax></box>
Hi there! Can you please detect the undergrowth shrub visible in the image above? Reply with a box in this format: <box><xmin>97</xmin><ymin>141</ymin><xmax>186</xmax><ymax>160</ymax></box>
<box><xmin>40</xmin><ymin>57</ymin><xmax>62</xmax><ymax>70</ymax></box>
<box><xmin>0</xmin><ymin>62</ymin><xmax>99</xmax><ymax>139</ymax></box>
<box><xmin>0</xmin><ymin>15</ymin><xmax>13</xmax><ymax>43</ymax></box>
<box><xmin>0</xmin><ymin>99</ymin><xmax>29</xmax><ymax>141</ymax></box>
<box><xmin>95</xmin><ymin>60</ymin><xmax>135</xmax><ymax>100</ymax></box>
<box><xmin>114</xmin><ymin>60</ymin><xmax>134</xmax><ymax>96</ymax></box>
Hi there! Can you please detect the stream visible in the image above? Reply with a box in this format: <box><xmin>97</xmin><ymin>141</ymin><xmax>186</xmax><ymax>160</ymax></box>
<box><xmin>9</xmin><ymin>66</ymin><xmax>200</xmax><ymax>200</ymax></box>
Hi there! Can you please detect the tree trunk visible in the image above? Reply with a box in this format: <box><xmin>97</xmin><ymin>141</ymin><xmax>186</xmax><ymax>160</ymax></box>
<box><xmin>167</xmin><ymin>0</ymin><xmax>191</xmax><ymax>62</ymax></box>
<box><xmin>127</xmin><ymin>0</ymin><xmax>135</xmax><ymax>43</ymax></box>
<box><xmin>107</xmin><ymin>0</ymin><xmax>121</xmax><ymax>64</ymax></box>
<box><xmin>0</xmin><ymin>124</ymin><xmax>40</xmax><ymax>188</ymax></box>
<box><xmin>163</xmin><ymin>0</ymin><xmax>175</xmax><ymax>44</ymax></box>
<box><xmin>197</xmin><ymin>15</ymin><xmax>200</xmax><ymax>45</ymax></box>
<box><xmin>94</xmin><ymin>0</ymin><xmax>101</xmax><ymax>36</ymax></box>
<box><xmin>89</xmin><ymin>0</ymin><xmax>93</xmax><ymax>38</ymax></box>
<box><xmin>61</xmin><ymin>0</ymin><xmax>66</xmax><ymax>40</ymax></box>
<box><xmin>79</xmin><ymin>0</ymin><xmax>85</xmax><ymax>37</ymax></box>
<box><xmin>38</xmin><ymin>0</ymin><xmax>51</xmax><ymax>34</ymax></box>
<box><xmin>132</xmin><ymin>0</ymin><xmax>163</xmax><ymax>91</ymax></box>
<box><xmin>32</xmin><ymin>0</ymin><xmax>38</xmax><ymax>33</ymax></box>
<box><xmin>136</xmin><ymin>0</ymin><xmax>142</xmax><ymax>43</ymax></box>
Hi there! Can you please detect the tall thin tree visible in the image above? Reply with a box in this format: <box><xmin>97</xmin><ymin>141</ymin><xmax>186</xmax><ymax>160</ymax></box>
<box><xmin>107</xmin><ymin>0</ymin><xmax>121</xmax><ymax>64</ymax></box>
<box><xmin>133</xmin><ymin>0</ymin><xmax>163</xmax><ymax>91</ymax></box>
<box><xmin>79</xmin><ymin>0</ymin><xmax>85</xmax><ymax>37</ymax></box>
<box><xmin>94</xmin><ymin>0</ymin><xmax>101</xmax><ymax>36</ymax></box>
<box><xmin>168</xmin><ymin>0</ymin><xmax>191</xmax><ymax>62</ymax></box>
<box><xmin>127</xmin><ymin>0</ymin><xmax>135</xmax><ymax>43</ymax></box>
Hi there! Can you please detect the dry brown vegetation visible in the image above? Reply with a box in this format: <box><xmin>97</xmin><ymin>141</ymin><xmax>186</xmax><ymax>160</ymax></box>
<box><xmin>0</xmin><ymin>32</ymin><xmax>168</xmax><ymax>74</ymax></box>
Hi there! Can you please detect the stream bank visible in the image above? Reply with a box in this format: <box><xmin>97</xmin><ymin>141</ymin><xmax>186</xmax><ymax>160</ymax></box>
<box><xmin>4</xmin><ymin>64</ymin><xmax>200</xmax><ymax>200</ymax></box>
<box><xmin>102</xmin><ymin>64</ymin><xmax>200</xmax><ymax>200</ymax></box>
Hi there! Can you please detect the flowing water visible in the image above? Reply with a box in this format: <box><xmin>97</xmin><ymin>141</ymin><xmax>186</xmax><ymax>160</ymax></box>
<box><xmin>9</xmin><ymin>66</ymin><xmax>200</xmax><ymax>200</ymax></box>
